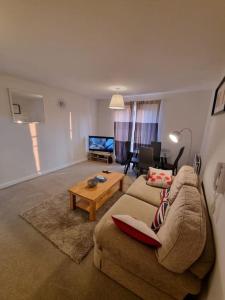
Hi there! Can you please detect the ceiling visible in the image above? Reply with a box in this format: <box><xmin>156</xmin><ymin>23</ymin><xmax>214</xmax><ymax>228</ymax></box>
<box><xmin>0</xmin><ymin>0</ymin><xmax>225</xmax><ymax>99</ymax></box>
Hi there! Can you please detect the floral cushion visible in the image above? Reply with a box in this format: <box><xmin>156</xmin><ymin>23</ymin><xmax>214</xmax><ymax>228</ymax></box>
<box><xmin>147</xmin><ymin>167</ymin><xmax>172</xmax><ymax>179</ymax></box>
<box><xmin>146</xmin><ymin>168</ymin><xmax>173</xmax><ymax>188</ymax></box>
<box><xmin>147</xmin><ymin>172</ymin><xmax>172</xmax><ymax>188</ymax></box>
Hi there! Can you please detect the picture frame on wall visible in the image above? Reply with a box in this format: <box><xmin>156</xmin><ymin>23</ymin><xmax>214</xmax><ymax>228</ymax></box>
<box><xmin>212</xmin><ymin>76</ymin><xmax>225</xmax><ymax>115</ymax></box>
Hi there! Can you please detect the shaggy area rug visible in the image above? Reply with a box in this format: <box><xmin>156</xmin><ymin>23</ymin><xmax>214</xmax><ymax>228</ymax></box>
<box><xmin>20</xmin><ymin>190</ymin><xmax>123</xmax><ymax>264</ymax></box>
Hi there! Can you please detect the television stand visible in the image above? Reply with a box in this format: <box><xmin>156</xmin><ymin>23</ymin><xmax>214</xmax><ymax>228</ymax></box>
<box><xmin>88</xmin><ymin>151</ymin><xmax>113</xmax><ymax>164</ymax></box>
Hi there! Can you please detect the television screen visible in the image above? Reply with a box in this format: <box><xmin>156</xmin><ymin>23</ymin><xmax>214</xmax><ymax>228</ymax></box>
<box><xmin>89</xmin><ymin>136</ymin><xmax>114</xmax><ymax>152</ymax></box>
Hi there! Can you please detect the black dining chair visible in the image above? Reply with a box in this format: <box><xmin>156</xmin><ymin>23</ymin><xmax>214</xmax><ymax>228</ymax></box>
<box><xmin>123</xmin><ymin>151</ymin><xmax>134</xmax><ymax>174</ymax></box>
<box><xmin>151</xmin><ymin>141</ymin><xmax>161</xmax><ymax>167</ymax></box>
<box><xmin>118</xmin><ymin>141</ymin><xmax>130</xmax><ymax>165</ymax></box>
<box><xmin>163</xmin><ymin>146</ymin><xmax>185</xmax><ymax>175</ymax></box>
<box><xmin>136</xmin><ymin>147</ymin><xmax>154</xmax><ymax>177</ymax></box>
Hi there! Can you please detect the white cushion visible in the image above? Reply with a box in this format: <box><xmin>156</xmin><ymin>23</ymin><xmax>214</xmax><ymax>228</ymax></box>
<box><xmin>149</xmin><ymin>167</ymin><xmax>173</xmax><ymax>176</ymax></box>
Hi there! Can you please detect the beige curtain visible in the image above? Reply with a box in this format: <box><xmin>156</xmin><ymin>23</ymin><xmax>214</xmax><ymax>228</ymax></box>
<box><xmin>133</xmin><ymin>100</ymin><xmax>161</xmax><ymax>150</ymax></box>
<box><xmin>114</xmin><ymin>102</ymin><xmax>134</xmax><ymax>163</ymax></box>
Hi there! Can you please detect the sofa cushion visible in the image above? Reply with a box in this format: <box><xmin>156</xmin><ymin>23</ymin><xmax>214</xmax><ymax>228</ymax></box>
<box><xmin>95</xmin><ymin>194</ymin><xmax>157</xmax><ymax>236</ymax></box>
<box><xmin>147</xmin><ymin>167</ymin><xmax>173</xmax><ymax>179</ymax></box>
<box><xmin>160</xmin><ymin>188</ymin><xmax>170</xmax><ymax>201</ymax></box>
<box><xmin>112</xmin><ymin>215</ymin><xmax>161</xmax><ymax>247</ymax></box>
<box><xmin>189</xmin><ymin>192</ymin><xmax>215</xmax><ymax>279</ymax></box>
<box><xmin>126</xmin><ymin>175</ymin><xmax>161</xmax><ymax>207</ymax></box>
<box><xmin>157</xmin><ymin>185</ymin><xmax>206</xmax><ymax>273</ymax></box>
<box><xmin>151</xmin><ymin>196</ymin><xmax>170</xmax><ymax>232</ymax></box>
<box><xmin>94</xmin><ymin>194</ymin><xmax>201</xmax><ymax>299</ymax></box>
<box><xmin>169</xmin><ymin>165</ymin><xmax>199</xmax><ymax>204</ymax></box>
<box><xmin>147</xmin><ymin>173</ymin><xmax>172</xmax><ymax>189</ymax></box>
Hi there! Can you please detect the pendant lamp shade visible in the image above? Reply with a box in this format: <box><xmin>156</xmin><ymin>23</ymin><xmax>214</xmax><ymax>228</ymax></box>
<box><xmin>109</xmin><ymin>94</ymin><xmax>125</xmax><ymax>109</ymax></box>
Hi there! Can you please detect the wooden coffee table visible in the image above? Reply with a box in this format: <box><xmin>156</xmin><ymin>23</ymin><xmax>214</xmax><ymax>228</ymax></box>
<box><xmin>68</xmin><ymin>172</ymin><xmax>124</xmax><ymax>221</ymax></box>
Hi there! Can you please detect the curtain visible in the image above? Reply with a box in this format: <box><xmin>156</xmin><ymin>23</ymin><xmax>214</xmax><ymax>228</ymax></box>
<box><xmin>114</xmin><ymin>102</ymin><xmax>133</xmax><ymax>164</ymax></box>
<box><xmin>133</xmin><ymin>100</ymin><xmax>161</xmax><ymax>151</ymax></box>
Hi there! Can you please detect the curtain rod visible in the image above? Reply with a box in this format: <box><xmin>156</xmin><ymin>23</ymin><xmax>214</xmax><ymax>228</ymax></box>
<box><xmin>124</xmin><ymin>97</ymin><xmax>161</xmax><ymax>102</ymax></box>
<box><xmin>123</xmin><ymin>94</ymin><xmax>161</xmax><ymax>101</ymax></box>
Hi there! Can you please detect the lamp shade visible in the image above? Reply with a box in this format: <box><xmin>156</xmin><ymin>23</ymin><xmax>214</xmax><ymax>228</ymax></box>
<box><xmin>168</xmin><ymin>127</ymin><xmax>193</xmax><ymax>165</ymax></box>
<box><xmin>169</xmin><ymin>131</ymin><xmax>181</xmax><ymax>143</ymax></box>
<box><xmin>109</xmin><ymin>94</ymin><xmax>125</xmax><ymax>109</ymax></box>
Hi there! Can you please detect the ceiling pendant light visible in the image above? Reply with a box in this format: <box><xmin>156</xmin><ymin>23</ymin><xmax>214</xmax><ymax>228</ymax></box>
<box><xmin>109</xmin><ymin>88</ymin><xmax>125</xmax><ymax>109</ymax></box>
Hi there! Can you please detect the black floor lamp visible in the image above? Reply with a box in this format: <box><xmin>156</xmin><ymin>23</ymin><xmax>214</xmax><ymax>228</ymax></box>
<box><xmin>169</xmin><ymin>128</ymin><xmax>192</xmax><ymax>164</ymax></box>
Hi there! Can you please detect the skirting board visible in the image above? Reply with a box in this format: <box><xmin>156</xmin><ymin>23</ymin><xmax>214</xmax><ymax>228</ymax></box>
<box><xmin>0</xmin><ymin>158</ymin><xmax>87</xmax><ymax>189</ymax></box>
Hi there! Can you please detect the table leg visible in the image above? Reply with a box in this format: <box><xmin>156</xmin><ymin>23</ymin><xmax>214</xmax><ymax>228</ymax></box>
<box><xmin>119</xmin><ymin>178</ymin><xmax>123</xmax><ymax>191</ymax></box>
<box><xmin>124</xmin><ymin>161</ymin><xmax>130</xmax><ymax>174</ymax></box>
<box><xmin>69</xmin><ymin>193</ymin><xmax>76</xmax><ymax>210</ymax></box>
<box><xmin>89</xmin><ymin>202</ymin><xmax>96</xmax><ymax>221</ymax></box>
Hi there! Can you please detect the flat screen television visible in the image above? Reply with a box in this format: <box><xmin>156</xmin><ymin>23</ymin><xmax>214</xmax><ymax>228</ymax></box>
<box><xmin>89</xmin><ymin>136</ymin><xmax>114</xmax><ymax>153</ymax></box>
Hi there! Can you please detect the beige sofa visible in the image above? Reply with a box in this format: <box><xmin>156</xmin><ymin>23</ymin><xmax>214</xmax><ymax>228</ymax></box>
<box><xmin>93</xmin><ymin>166</ymin><xmax>215</xmax><ymax>300</ymax></box>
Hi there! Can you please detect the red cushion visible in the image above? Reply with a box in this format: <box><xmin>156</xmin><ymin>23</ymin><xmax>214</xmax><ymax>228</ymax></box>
<box><xmin>112</xmin><ymin>215</ymin><xmax>161</xmax><ymax>248</ymax></box>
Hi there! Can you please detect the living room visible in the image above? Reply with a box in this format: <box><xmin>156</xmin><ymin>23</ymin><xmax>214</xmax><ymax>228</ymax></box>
<box><xmin>0</xmin><ymin>1</ymin><xmax>225</xmax><ymax>300</ymax></box>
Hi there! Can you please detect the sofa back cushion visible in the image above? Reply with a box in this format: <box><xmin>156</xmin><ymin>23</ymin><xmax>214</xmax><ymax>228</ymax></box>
<box><xmin>189</xmin><ymin>192</ymin><xmax>215</xmax><ymax>278</ymax></box>
<box><xmin>157</xmin><ymin>185</ymin><xmax>206</xmax><ymax>273</ymax></box>
<box><xmin>169</xmin><ymin>166</ymin><xmax>198</xmax><ymax>204</ymax></box>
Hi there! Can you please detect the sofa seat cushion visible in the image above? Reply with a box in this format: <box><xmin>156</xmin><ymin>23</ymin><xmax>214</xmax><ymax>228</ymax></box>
<box><xmin>94</xmin><ymin>195</ymin><xmax>201</xmax><ymax>298</ymax></box>
<box><xmin>169</xmin><ymin>166</ymin><xmax>198</xmax><ymax>204</ymax></box>
<box><xmin>95</xmin><ymin>194</ymin><xmax>157</xmax><ymax>234</ymax></box>
<box><xmin>157</xmin><ymin>185</ymin><xmax>206</xmax><ymax>273</ymax></box>
<box><xmin>126</xmin><ymin>175</ymin><xmax>161</xmax><ymax>207</ymax></box>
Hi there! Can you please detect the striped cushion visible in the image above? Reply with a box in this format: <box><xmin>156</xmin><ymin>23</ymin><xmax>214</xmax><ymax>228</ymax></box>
<box><xmin>160</xmin><ymin>187</ymin><xmax>170</xmax><ymax>201</ymax></box>
<box><xmin>151</xmin><ymin>190</ymin><xmax>170</xmax><ymax>232</ymax></box>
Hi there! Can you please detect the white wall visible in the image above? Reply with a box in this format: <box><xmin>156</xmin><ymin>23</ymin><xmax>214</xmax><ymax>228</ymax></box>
<box><xmin>97</xmin><ymin>99</ymin><xmax>114</xmax><ymax>137</ymax></box>
<box><xmin>199</xmin><ymin>74</ymin><xmax>225</xmax><ymax>300</ymax></box>
<box><xmin>0</xmin><ymin>75</ymin><xmax>97</xmax><ymax>188</ymax></box>
<box><xmin>97</xmin><ymin>90</ymin><xmax>211</xmax><ymax>165</ymax></box>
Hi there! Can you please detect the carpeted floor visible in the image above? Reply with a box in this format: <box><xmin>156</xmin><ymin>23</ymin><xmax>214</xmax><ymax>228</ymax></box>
<box><xmin>0</xmin><ymin>161</ymin><xmax>139</xmax><ymax>300</ymax></box>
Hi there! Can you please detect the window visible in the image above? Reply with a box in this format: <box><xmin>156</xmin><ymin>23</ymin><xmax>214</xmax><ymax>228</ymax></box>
<box><xmin>114</xmin><ymin>100</ymin><xmax>161</xmax><ymax>163</ymax></box>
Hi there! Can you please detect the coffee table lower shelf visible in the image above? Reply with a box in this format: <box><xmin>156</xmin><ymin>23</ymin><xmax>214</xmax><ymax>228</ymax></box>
<box><xmin>70</xmin><ymin>197</ymin><xmax>96</xmax><ymax>221</ymax></box>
